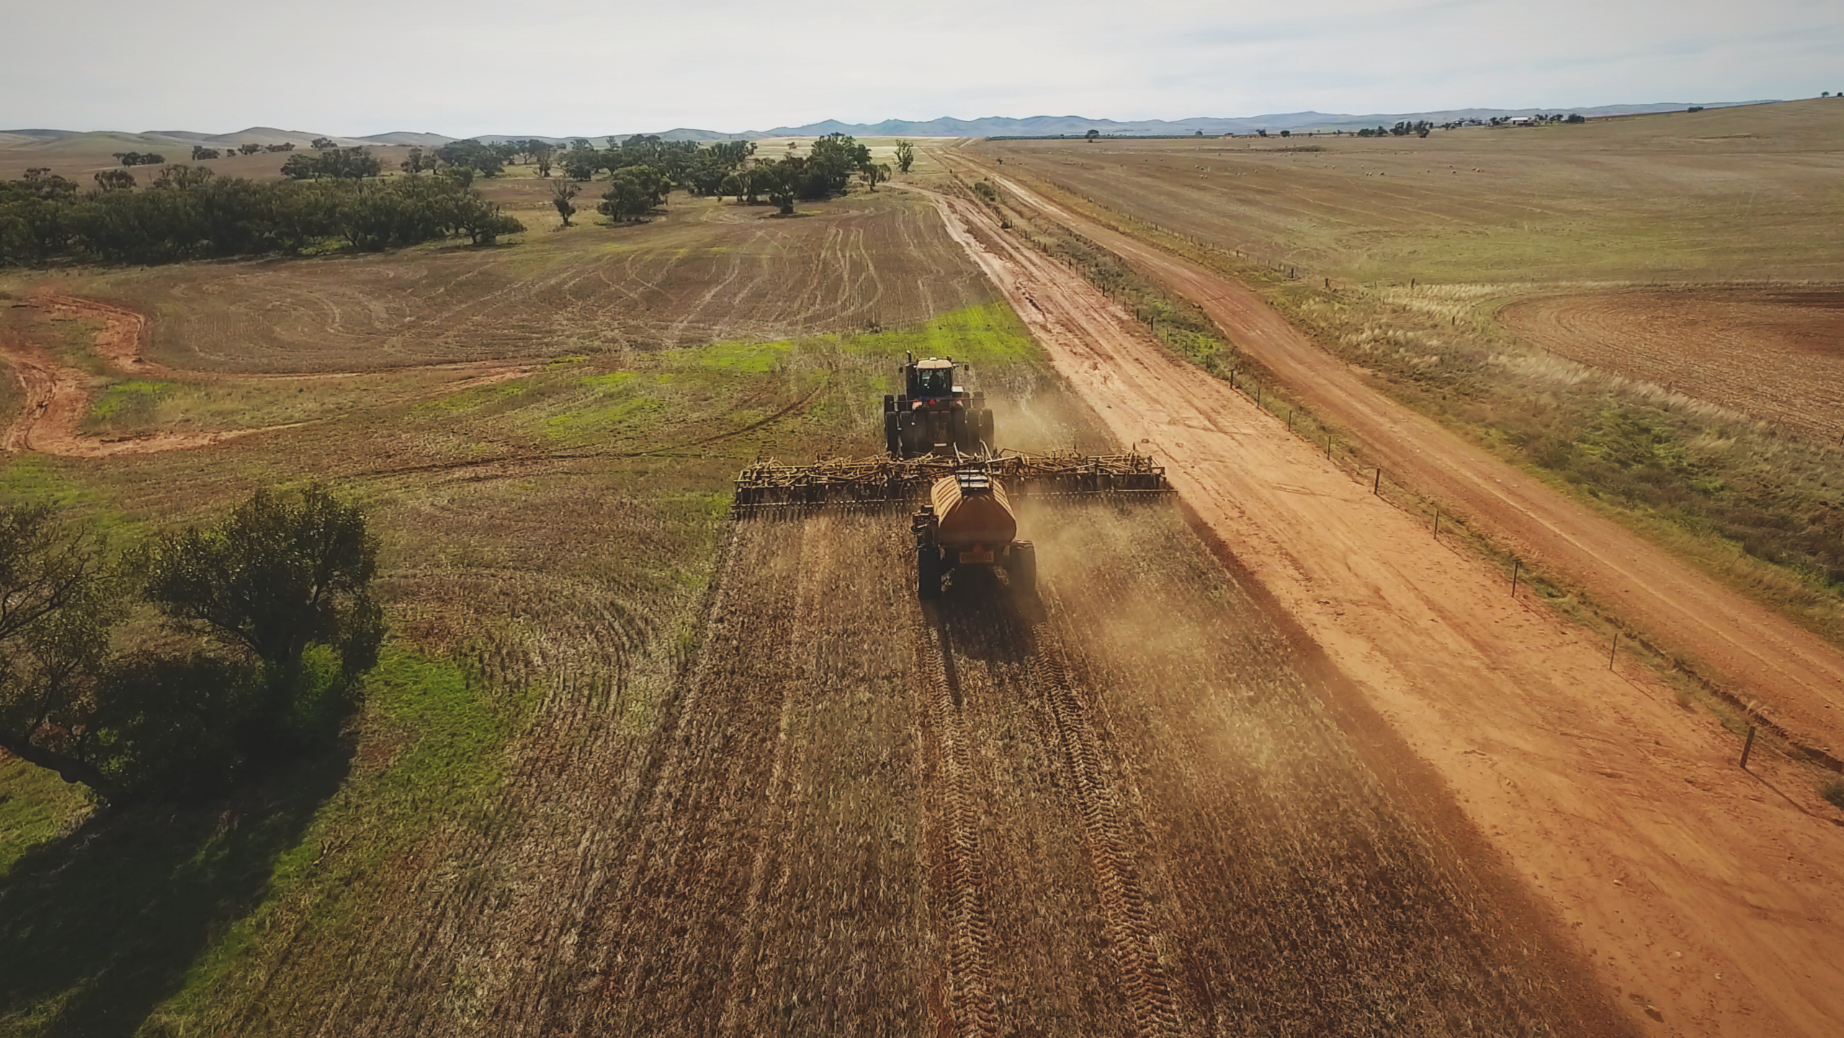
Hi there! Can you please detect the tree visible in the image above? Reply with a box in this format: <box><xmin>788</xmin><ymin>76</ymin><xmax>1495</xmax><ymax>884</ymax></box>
<box><xmin>561</xmin><ymin>146</ymin><xmax>604</xmax><ymax>182</ymax></box>
<box><xmin>551</xmin><ymin>179</ymin><xmax>578</xmax><ymax>227</ymax></box>
<box><xmin>1279</xmin><ymin>130</ymin><xmax>1291</xmax><ymax>138</ymax></box>
<box><xmin>531</xmin><ymin>141</ymin><xmax>556</xmax><ymax>177</ymax></box>
<box><xmin>191</xmin><ymin>145</ymin><xmax>221</xmax><ymax>161</ymax></box>
<box><xmin>139</xmin><ymin>485</ymin><xmax>384</xmax><ymax>682</ymax></box>
<box><xmin>152</xmin><ymin>164</ymin><xmax>215</xmax><ymax>190</ymax></box>
<box><xmin>281</xmin><ymin>147</ymin><xmax>382</xmax><ymax>180</ymax></box>
<box><xmin>0</xmin><ymin>504</ymin><xmax>122</xmax><ymax>796</ymax></box>
<box><xmin>597</xmin><ymin>164</ymin><xmax>669</xmax><ymax>222</ymax></box>
<box><xmin>311</xmin><ymin>137</ymin><xmax>336</xmax><ymax>150</ymax></box>
<box><xmin>93</xmin><ymin>169</ymin><xmax>136</xmax><ymax>192</ymax></box>
<box><xmin>435</xmin><ymin>139</ymin><xmax>504</xmax><ymax>178</ymax></box>
<box><xmin>238</xmin><ymin>142</ymin><xmax>263</xmax><ymax>156</ymax></box>
<box><xmin>400</xmin><ymin>147</ymin><xmax>434</xmax><ymax>175</ymax></box>
<box><xmin>895</xmin><ymin>139</ymin><xmax>915</xmax><ymax>174</ymax></box>
<box><xmin>1085</xmin><ymin>129</ymin><xmax>1099</xmax><ymax>141</ymax></box>
<box><xmin>864</xmin><ymin>162</ymin><xmax>890</xmax><ymax>191</ymax></box>
<box><xmin>756</xmin><ymin>158</ymin><xmax>799</xmax><ymax>214</ymax></box>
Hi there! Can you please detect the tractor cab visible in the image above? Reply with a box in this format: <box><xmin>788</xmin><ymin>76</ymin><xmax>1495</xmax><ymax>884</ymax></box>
<box><xmin>909</xmin><ymin>358</ymin><xmax>958</xmax><ymax>400</ymax></box>
<box><xmin>884</xmin><ymin>353</ymin><xmax>995</xmax><ymax>458</ymax></box>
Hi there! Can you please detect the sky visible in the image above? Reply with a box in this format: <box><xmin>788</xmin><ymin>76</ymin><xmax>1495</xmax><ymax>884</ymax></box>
<box><xmin>2</xmin><ymin>0</ymin><xmax>1839</xmax><ymax>136</ymax></box>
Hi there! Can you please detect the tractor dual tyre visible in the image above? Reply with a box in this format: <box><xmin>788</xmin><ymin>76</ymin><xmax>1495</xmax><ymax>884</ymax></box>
<box><xmin>885</xmin><ymin>412</ymin><xmax>900</xmax><ymax>456</ymax></box>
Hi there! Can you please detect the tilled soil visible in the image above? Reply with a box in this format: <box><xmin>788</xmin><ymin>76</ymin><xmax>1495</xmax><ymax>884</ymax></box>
<box><xmin>218</xmin><ymin>503</ymin><xmax>1592</xmax><ymax>1037</ymax></box>
<box><xmin>1500</xmin><ymin>287</ymin><xmax>1844</xmax><ymax>440</ymax></box>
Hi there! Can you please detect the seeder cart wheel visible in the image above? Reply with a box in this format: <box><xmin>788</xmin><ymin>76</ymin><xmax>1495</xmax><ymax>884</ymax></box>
<box><xmin>1009</xmin><ymin>540</ymin><xmax>1036</xmax><ymax>594</ymax></box>
<box><xmin>917</xmin><ymin>544</ymin><xmax>942</xmax><ymax>599</ymax></box>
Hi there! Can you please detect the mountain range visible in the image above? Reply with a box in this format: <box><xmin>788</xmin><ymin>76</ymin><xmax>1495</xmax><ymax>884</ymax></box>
<box><xmin>1</xmin><ymin>100</ymin><xmax>1777</xmax><ymax>149</ymax></box>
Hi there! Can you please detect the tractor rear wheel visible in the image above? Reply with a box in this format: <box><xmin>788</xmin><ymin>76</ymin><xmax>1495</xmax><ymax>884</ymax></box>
<box><xmin>884</xmin><ymin>412</ymin><xmax>900</xmax><ymax>456</ymax></box>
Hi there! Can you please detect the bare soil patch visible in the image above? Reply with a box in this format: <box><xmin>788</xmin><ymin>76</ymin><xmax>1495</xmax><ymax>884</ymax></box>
<box><xmin>1501</xmin><ymin>287</ymin><xmax>1844</xmax><ymax>439</ymax></box>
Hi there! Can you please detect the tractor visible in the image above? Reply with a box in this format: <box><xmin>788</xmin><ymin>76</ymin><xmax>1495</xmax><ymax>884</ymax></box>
<box><xmin>884</xmin><ymin>353</ymin><xmax>994</xmax><ymax>458</ymax></box>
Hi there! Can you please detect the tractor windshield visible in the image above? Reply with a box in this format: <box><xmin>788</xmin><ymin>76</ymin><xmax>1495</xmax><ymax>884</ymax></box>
<box><xmin>915</xmin><ymin>367</ymin><xmax>954</xmax><ymax>397</ymax></box>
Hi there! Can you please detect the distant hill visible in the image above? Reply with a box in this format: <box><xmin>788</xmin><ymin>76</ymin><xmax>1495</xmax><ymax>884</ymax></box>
<box><xmin>358</xmin><ymin>131</ymin><xmax>456</xmax><ymax>147</ymax></box>
<box><xmin>1</xmin><ymin>99</ymin><xmax>1787</xmax><ymax>151</ymax></box>
<box><xmin>760</xmin><ymin>102</ymin><xmax>1775</xmax><ymax>138</ymax></box>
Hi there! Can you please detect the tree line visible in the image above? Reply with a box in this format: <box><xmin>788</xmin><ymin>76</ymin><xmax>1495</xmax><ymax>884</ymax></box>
<box><xmin>544</xmin><ymin>133</ymin><xmax>900</xmax><ymax>220</ymax></box>
<box><xmin>0</xmin><ymin>164</ymin><xmax>522</xmax><ymax>266</ymax></box>
<box><xmin>191</xmin><ymin>143</ymin><xmax>296</xmax><ymax>160</ymax></box>
<box><xmin>0</xmin><ymin>487</ymin><xmax>384</xmax><ymax>802</ymax></box>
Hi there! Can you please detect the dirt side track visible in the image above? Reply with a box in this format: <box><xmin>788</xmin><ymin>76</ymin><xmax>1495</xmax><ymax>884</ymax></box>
<box><xmin>218</xmin><ymin>503</ymin><xmax>1598</xmax><ymax>1037</ymax></box>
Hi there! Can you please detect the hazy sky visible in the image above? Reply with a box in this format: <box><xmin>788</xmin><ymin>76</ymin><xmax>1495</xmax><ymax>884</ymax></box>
<box><xmin>3</xmin><ymin>0</ymin><xmax>1839</xmax><ymax>135</ymax></box>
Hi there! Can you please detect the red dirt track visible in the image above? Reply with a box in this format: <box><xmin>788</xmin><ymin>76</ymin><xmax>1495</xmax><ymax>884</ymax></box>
<box><xmin>916</xmin><ymin>174</ymin><xmax>1844</xmax><ymax>1037</ymax></box>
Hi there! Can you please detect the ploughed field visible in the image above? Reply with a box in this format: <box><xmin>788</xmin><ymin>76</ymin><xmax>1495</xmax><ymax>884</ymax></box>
<box><xmin>1499</xmin><ymin>287</ymin><xmax>1844</xmax><ymax>439</ymax></box>
<box><xmin>221</xmin><ymin>496</ymin><xmax>1587</xmax><ymax>1037</ymax></box>
<box><xmin>63</xmin><ymin>190</ymin><xmax>991</xmax><ymax>374</ymax></box>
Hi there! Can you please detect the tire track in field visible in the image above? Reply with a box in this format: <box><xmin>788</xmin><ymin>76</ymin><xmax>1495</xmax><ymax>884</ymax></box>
<box><xmin>1022</xmin><ymin>617</ymin><xmax>1182</xmax><ymax>1038</ymax></box>
<box><xmin>915</xmin><ymin>611</ymin><xmax>1000</xmax><ymax>1038</ymax></box>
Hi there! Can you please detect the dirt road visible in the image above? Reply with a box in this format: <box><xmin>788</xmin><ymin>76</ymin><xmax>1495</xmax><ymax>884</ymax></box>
<box><xmin>916</xmin><ymin>181</ymin><xmax>1844</xmax><ymax>1037</ymax></box>
<box><xmin>952</xmin><ymin>159</ymin><xmax>1844</xmax><ymax>767</ymax></box>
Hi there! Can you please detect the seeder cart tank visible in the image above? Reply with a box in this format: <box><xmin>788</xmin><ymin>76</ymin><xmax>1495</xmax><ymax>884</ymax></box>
<box><xmin>913</xmin><ymin>469</ymin><xmax>1035</xmax><ymax>599</ymax></box>
<box><xmin>885</xmin><ymin>353</ymin><xmax>994</xmax><ymax>458</ymax></box>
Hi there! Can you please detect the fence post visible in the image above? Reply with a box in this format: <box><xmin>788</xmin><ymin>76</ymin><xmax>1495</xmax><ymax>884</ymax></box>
<box><xmin>1609</xmin><ymin>632</ymin><xmax>1618</xmax><ymax>670</ymax></box>
<box><xmin>1740</xmin><ymin>726</ymin><xmax>1757</xmax><ymax>770</ymax></box>
<box><xmin>1510</xmin><ymin>559</ymin><xmax>1520</xmax><ymax>596</ymax></box>
<box><xmin>1373</xmin><ymin>469</ymin><xmax>1381</xmax><ymax>495</ymax></box>
<box><xmin>1433</xmin><ymin>511</ymin><xmax>1440</xmax><ymax>538</ymax></box>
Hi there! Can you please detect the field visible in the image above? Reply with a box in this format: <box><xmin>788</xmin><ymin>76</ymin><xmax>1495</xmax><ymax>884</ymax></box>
<box><xmin>0</xmin><ymin>137</ymin><xmax>1640</xmax><ymax>1036</ymax></box>
<box><xmin>130</xmin><ymin>499</ymin><xmax>1600</xmax><ymax>1037</ymax></box>
<box><xmin>977</xmin><ymin>100</ymin><xmax>1844</xmax><ymax>285</ymax></box>
<box><xmin>1499</xmin><ymin>286</ymin><xmax>1844</xmax><ymax>440</ymax></box>
<box><xmin>15</xmin><ymin>116</ymin><xmax>1844</xmax><ymax>1037</ymax></box>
